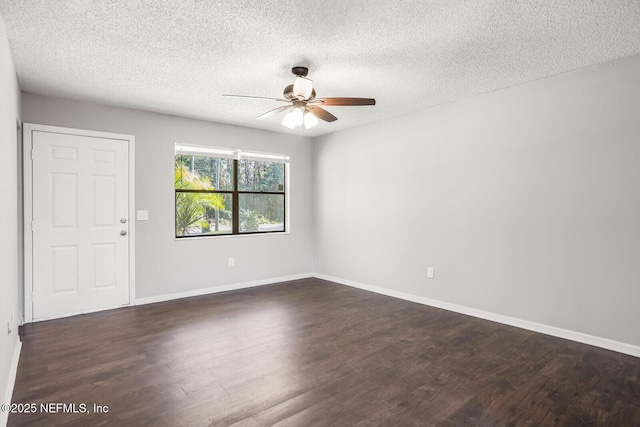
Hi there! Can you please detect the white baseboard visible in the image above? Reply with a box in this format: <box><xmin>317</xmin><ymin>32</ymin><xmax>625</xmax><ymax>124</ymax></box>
<box><xmin>135</xmin><ymin>273</ymin><xmax>314</xmax><ymax>306</ymax></box>
<box><xmin>2</xmin><ymin>339</ymin><xmax>22</xmax><ymax>427</ymax></box>
<box><xmin>313</xmin><ymin>273</ymin><xmax>640</xmax><ymax>358</ymax></box>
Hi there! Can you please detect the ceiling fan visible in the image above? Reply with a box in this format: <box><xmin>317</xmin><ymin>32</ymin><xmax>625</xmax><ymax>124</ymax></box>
<box><xmin>222</xmin><ymin>66</ymin><xmax>376</xmax><ymax>129</ymax></box>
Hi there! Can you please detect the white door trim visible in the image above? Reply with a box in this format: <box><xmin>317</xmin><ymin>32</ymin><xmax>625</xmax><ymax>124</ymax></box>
<box><xmin>23</xmin><ymin>123</ymin><xmax>136</xmax><ymax>323</ymax></box>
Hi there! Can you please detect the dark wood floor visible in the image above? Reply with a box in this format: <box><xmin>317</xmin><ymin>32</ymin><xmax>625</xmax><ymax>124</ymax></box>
<box><xmin>9</xmin><ymin>278</ymin><xmax>640</xmax><ymax>426</ymax></box>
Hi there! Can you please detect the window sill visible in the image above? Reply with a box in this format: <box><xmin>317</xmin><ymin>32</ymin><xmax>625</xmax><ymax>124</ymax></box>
<box><xmin>174</xmin><ymin>231</ymin><xmax>290</xmax><ymax>241</ymax></box>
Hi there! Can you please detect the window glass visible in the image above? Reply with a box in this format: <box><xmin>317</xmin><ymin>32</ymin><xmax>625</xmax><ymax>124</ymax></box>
<box><xmin>239</xmin><ymin>194</ymin><xmax>285</xmax><ymax>233</ymax></box>
<box><xmin>175</xmin><ymin>193</ymin><xmax>233</xmax><ymax>237</ymax></box>
<box><xmin>175</xmin><ymin>155</ymin><xmax>233</xmax><ymax>191</ymax></box>
<box><xmin>238</xmin><ymin>159</ymin><xmax>285</xmax><ymax>192</ymax></box>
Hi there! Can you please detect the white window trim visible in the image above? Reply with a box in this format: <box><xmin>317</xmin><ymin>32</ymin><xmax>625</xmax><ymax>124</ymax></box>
<box><xmin>175</xmin><ymin>143</ymin><xmax>290</xmax><ymax>162</ymax></box>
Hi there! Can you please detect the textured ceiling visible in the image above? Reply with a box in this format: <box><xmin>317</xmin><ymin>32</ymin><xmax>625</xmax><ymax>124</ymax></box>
<box><xmin>1</xmin><ymin>1</ymin><xmax>640</xmax><ymax>137</ymax></box>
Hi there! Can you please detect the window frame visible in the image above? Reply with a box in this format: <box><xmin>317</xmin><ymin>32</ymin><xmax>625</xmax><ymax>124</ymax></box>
<box><xmin>174</xmin><ymin>146</ymin><xmax>288</xmax><ymax>238</ymax></box>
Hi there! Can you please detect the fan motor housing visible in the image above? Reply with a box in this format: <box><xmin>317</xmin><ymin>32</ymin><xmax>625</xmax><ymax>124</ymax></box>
<box><xmin>284</xmin><ymin>84</ymin><xmax>316</xmax><ymax>101</ymax></box>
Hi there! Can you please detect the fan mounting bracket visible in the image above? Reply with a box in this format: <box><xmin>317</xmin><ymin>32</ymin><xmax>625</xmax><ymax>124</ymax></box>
<box><xmin>292</xmin><ymin>66</ymin><xmax>309</xmax><ymax>77</ymax></box>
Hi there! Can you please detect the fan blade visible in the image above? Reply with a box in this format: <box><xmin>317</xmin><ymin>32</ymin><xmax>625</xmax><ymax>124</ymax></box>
<box><xmin>222</xmin><ymin>94</ymin><xmax>288</xmax><ymax>102</ymax></box>
<box><xmin>256</xmin><ymin>105</ymin><xmax>292</xmax><ymax>120</ymax></box>
<box><xmin>307</xmin><ymin>106</ymin><xmax>338</xmax><ymax>122</ymax></box>
<box><xmin>316</xmin><ymin>97</ymin><xmax>376</xmax><ymax>106</ymax></box>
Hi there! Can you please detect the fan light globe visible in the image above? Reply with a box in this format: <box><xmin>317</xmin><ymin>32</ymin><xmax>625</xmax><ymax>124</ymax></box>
<box><xmin>293</xmin><ymin>77</ymin><xmax>313</xmax><ymax>99</ymax></box>
<box><xmin>304</xmin><ymin>112</ymin><xmax>319</xmax><ymax>129</ymax></box>
<box><xmin>291</xmin><ymin>107</ymin><xmax>304</xmax><ymax>126</ymax></box>
<box><xmin>282</xmin><ymin>107</ymin><xmax>306</xmax><ymax>129</ymax></box>
<box><xmin>282</xmin><ymin>111</ymin><xmax>297</xmax><ymax>129</ymax></box>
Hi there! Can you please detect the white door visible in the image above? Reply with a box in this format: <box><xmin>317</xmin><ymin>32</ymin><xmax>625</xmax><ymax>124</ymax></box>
<box><xmin>31</xmin><ymin>129</ymin><xmax>131</xmax><ymax>320</ymax></box>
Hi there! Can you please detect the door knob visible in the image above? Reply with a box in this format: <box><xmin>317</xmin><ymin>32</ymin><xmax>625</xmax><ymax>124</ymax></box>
<box><xmin>120</xmin><ymin>230</ymin><xmax>127</xmax><ymax>236</ymax></box>
<box><xmin>120</xmin><ymin>218</ymin><xmax>127</xmax><ymax>224</ymax></box>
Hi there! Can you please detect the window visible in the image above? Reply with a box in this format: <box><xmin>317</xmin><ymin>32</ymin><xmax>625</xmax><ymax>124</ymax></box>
<box><xmin>175</xmin><ymin>144</ymin><xmax>287</xmax><ymax>237</ymax></box>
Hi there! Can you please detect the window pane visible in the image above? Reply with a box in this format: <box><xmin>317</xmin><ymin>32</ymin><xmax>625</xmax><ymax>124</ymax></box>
<box><xmin>239</xmin><ymin>194</ymin><xmax>285</xmax><ymax>233</ymax></box>
<box><xmin>175</xmin><ymin>155</ymin><xmax>233</xmax><ymax>191</ymax></box>
<box><xmin>176</xmin><ymin>192</ymin><xmax>233</xmax><ymax>237</ymax></box>
<box><xmin>238</xmin><ymin>160</ymin><xmax>285</xmax><ymax>192</ymax></box>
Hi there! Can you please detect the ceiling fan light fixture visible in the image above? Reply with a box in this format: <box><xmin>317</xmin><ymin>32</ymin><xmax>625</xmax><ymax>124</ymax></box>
<box><xmin>282</xmin><ymin>107</ymin><xmax>305</xmax><ymax>129</ymax></box>
<box><xmin>304</xmin><ymin>111</ymin><xmax>319</xmax><ymax>129</ymax></box>
<box><xmin>293</xmin><ymin>77</ymin><xmax>313</xmax><ymax>99</ymax></box>
<box><xmin>224</xmin><ymin>65</ymin><xmax>375</xmax><ymax>130</ymax></box>
<box><xmin>291</xmin><ymin>107</ymin><xmax>304</xmax><ymax>126</ymax></box>
<box><xmin>281</xmin><ymin>111</ymin><xmax>297</xmax><ymax>129</ymax></box>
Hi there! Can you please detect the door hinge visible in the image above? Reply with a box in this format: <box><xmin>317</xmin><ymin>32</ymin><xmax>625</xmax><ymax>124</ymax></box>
<box><xmin>31</xmin><ymin>220</ymin><xmax>34</xmax><ymax>231</ymax></box>
<box><xmin>30</xmin><ymin>149</ymin><xmax>34</xmax><ymax>160</ymax></box>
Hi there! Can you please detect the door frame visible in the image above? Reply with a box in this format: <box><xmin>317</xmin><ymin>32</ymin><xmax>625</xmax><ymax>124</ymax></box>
<box><xmin>23</xmin><ymin>123</ymin><xmax>136</xmax><ymax>323</ymax></box>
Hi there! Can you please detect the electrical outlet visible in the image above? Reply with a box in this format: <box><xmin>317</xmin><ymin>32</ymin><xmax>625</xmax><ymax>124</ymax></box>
<box><xmin>427</xmin><ymin>267</ymin><xmax>434</xmax><ymax>279</ymax></box>
<box><xmin>228</xmin><ymin>257</ymin><xmax>234</xmax><ymax>267</ymax></box>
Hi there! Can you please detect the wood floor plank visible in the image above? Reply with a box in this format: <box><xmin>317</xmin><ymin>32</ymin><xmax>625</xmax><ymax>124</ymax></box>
<box><xmin>8</xmin><ymin>278</ymin><xmax>640</xmax><ymax>426</ymax></box>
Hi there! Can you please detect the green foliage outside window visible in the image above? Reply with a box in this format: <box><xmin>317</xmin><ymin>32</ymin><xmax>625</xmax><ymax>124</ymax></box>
<box><xmin>175</xmin><ymin>160</ymin><xmax>226</xmax><ymax>236</ymax></box>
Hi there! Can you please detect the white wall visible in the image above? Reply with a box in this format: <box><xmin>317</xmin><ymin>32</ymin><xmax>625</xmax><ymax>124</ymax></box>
<box><xmin>0</xmin><ymin>10</ymin><xmax>22</xmax><ymax>424</ymax></box>
<box><xmin>314</xmin><ymin>54</ymin><xmax>640</xmax><ymax>349</ymax></box>
<box><xmin>21</xmin><ymin>94</ymin><xmax>315</xmax><ymax>299</ymax></box>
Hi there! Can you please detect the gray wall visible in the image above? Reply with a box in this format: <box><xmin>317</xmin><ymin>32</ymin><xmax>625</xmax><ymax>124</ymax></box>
<box><xmin>0</xmin><ymin>11</ymin><xmax>21</xmax><ymax>416</ymax></box>
<box><xmin>313</xmin><ymin>55</ymin><xmax>640</xmax><ymax>347</ymax></box>
<box><xmin>21</xmin><ymin>93</ymin><xmax>315</xmax><ymax>299</ymax></box>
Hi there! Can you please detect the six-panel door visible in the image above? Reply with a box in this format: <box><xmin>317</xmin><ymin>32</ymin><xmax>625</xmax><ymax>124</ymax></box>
<box><xmin>31</xmin><ymin>130</ymin><xmax>130</xmax><ymax>320</ymax></box>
